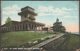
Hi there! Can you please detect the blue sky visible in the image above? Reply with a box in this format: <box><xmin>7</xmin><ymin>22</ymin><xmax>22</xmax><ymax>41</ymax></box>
<box><xmin>1</xmin><ymin>1</ymin><xmax>79</xmax><ymax>32</ymax></box>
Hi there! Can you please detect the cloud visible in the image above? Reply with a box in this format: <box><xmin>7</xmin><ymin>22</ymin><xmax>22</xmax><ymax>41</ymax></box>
<box><xmin>2</xmin><ymin>4</ymin><xmax>21</xmax><ymax>16</ymax></box>
<box><xmin>2</xmin><ymin>4</ymin><xmax>21</xmax><ymax>24</ymax></box>
<box><xmin>36</xmin><ymin>6</ymin><xmax>78</xmax><ymax>31</ymax></box>
<box><xmin>37</xmin><ymin>6</ymin><xmax>74</xmax><ymax>17</ymax></box>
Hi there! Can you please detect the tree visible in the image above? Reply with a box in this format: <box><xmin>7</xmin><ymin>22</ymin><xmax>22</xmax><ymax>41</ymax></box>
<box><xmin>5</xmin><ymin>17</ymin><xmax>12</xmax><ymax>24</ymax></box>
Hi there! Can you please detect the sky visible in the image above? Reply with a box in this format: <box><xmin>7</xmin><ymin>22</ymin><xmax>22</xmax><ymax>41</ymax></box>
<box><xmin>1</xmin><ymin>1</ymin><xmax>79</xmax><ymax>33</ymax></box>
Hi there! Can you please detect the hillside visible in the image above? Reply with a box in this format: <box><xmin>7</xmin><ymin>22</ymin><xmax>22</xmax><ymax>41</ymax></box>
<box><xmin>0</xmin><ymin>31</ymin><xmax>53</xmax><ymax>47</ymax></box>
<box><xmin>0</xmin><ymin>32</ymin><xmax>80</xmax><ymax>51</ymax></box>
<box><xmin>57</xmin><ymin>34</ymin><xmax>80</xmax><ymax>51</ymax></box>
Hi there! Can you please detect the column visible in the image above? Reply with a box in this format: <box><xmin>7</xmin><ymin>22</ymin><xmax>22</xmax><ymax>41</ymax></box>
<box><xmin>8</xmin><ymin>27</ymin><xmax>9</xmax><ymax>31</ymax></box>
<box><xmin>25</xmin><ymin>24</ymin><xmax>27</xmax><ymax>31</ymax></box>
<box><xmin>14</xmin><ymin>26</ymin><xmax>15</xmax><ymax>31</ymax></box>
<box><xmin>21</xmin><ymin>24</ymin><xmax>23</xmax><ymax>31</ymax></box>
<box><xmin>35</xmin><ymin>25</ymin><xmax>37</xmax><ymax>31</ymax></box>
<box><xmin>22</xmin><ymin>23</ymin><xmax>24</xmax><ymax>31</ymax></box>
<box><xmin>23</xmin><ymin>23</ymin><xmax>26</xmax><ymax>31</ymax></box>
<box><xmin>36</xmin><ymin>25</ymin><xmax>37</xmax><ymax>31</ymax></box>
<box><xmin>33</xmin><ymin>25</ymin><xmax>35</xmax><ymax>31</ymax></box>
<box><xmin>15</xmin><ymin>25</ymin><xmax>17</xmax><ymax>31</ymax></box>
<box><xmin>27</xmin><ymin>24</ymin><xmax>30</xmax><ymax>31</ymax></box>
<box><xmin>24</xmin><ymin>24</ymin><xmax>25</xmax><ymax>31</ymax></box>
<box><xmin>29</xmin><ymin>24</ymin><xmax>32</xmax><ymax>31</ymax></box>
<box><xmin>30</xmin><ymin>24</ymin><xmax>32</xmax><ymax>31</ymax></box>
<box><xmin>12</xmin><ymin>25</ymin><xmax>14</xmax><ymax>31</ymax></box>
<box><xmin>32</xmin><ymin>24</ymin><xmax>34</xmax><ymax>31</ymax></box>
<box><xmin>19</xmin><ymin>24</ymin><xmax>21</xmax><ymax>31</ymax></box>
<box><xmin>19</xmin><ymin>24</ymin><xmax>20</xmax><ymax>31</ymax></box>
<box><xmin>24</xmin><ymin>24</ymin><xmax>26</xmax><ymax>31</ymax></box>
<box><xmin>20</xmin><ymin>24</ymin><xmax>22</xmax><ymax>31</ymax></box>
<box><xmin>42</xmin><ymin>26</ymin><xmax>44</xmax><ymax>30</ymax></box>
<box><xmin>18</xmin><ymin>24</ymin><xmax>20</xmax><ymax>31</ymax></box>
<box><xmin>39</xmin><ymin>26</ymin><xmax>41</xmax><ymax>31</ymax></box>
<box><xmin>14</xmin><ymin>26</ymin><xmax>16</xmax><ymax>31</ymax></box>
<box><xmin>16</xmin><ymin>25</ymin><xmax>18</xmax><ymax>31</ymax></box>
<box><xmin>22</xmin><ymin>24</ymin><xmax>24</xmax><ymax>31</ymax></box>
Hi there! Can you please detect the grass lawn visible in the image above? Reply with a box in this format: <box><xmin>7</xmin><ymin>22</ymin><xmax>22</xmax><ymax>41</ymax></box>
<box><xmin>66</xmin><ymin>34</ymin><xmax>80</xmax><ymax>49</ymax></box>
<box><xmin>1</xmin><ymin>31</ymin><xmax>53</xmax><ymax>47</ymax></box>
<box><xmin>60</xmin><ymin>34</ymin><xmax>80</xmax><ymax>51</ymax></box>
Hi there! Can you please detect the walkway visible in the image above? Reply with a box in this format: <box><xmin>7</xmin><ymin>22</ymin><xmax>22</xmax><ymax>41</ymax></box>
<box><xmin>31</xmin><ymin>34</ymin><xmax>64</xmax><ymax>48</ymax></box>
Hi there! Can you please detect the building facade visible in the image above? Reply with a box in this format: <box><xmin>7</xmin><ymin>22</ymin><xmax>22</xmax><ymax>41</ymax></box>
<box><xmin>52</xmin><ymin>18</ymin><xmax>66</xmax><ymax>33</ymax></box>
<box><xmin>1</xmin><ymin>6</ymin><xmax>45</xmax><ymax>32</ymax></box>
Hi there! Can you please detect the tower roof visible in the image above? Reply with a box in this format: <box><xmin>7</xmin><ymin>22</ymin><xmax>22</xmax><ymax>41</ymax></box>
<box><xmin>53</xmin><ymin>18</ymin><xmax>62</xmax><ymax>25</ymax></box>
<box><xmin>56</xmin><ymin>18</ymin><xmax>59</xmax><ymax>22</ymax></box>
<box><xmin>18</xmin><ymin>6</ymin><xmax>37</xmax><ymax>16</ymax></box>
<box><xmin>21</xmin><ymin>6</ymin><xmax>34</xmax><ymax>11</ymax></box>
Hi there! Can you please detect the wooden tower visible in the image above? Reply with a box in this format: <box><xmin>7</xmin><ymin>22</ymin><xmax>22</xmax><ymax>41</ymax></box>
<box><xmin>18</xmin><ymin>6</ymin><xmax>37</xmax><ymax>22</ymax></box>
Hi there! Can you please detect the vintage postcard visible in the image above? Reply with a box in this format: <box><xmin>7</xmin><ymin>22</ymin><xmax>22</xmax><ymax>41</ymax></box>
<box><xmin>0</xmin><ymin>1</ymin><xmax>79</xmax><ymax>51</ymax></box>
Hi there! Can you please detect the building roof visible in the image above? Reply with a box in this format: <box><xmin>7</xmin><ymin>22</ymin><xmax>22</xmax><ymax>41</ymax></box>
<box><xmin>18</xmin><ymin>6</ymin><xmax>37</xmax><ymax>16</ymax></box>
<box><xmin>22</xmin><ymin>20</ymin><xmax>45</xmax><ymax>26</ymax></box>
<box><xmin>21</xmin><ymin>6</ymin><xmax>34</xmax><ymax>11</ymax></box>
<box><xmin>18</xmin><ymin>10</ymin><xmax>37</xmax><ymax>16</ymax></box>
<box><xmin>1</xmin><ymin>21</ymin><xmax>20</xmax><ymax>27</ymax></box>
<box><xmin>1</xmin><ymin>20</ymin><xmax>45</xmax><ymax>27</ymax></box>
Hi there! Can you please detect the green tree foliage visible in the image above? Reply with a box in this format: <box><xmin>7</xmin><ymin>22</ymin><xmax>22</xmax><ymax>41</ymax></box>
<box><xmin>60</xmin><ymin>34</ymin><xmax>80</xmax><ymax>51</ymax></box>
<box><xmin>5</xmin><ymin>17</ymin><xmax>12</xmax><ymax>24</ymax></box>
